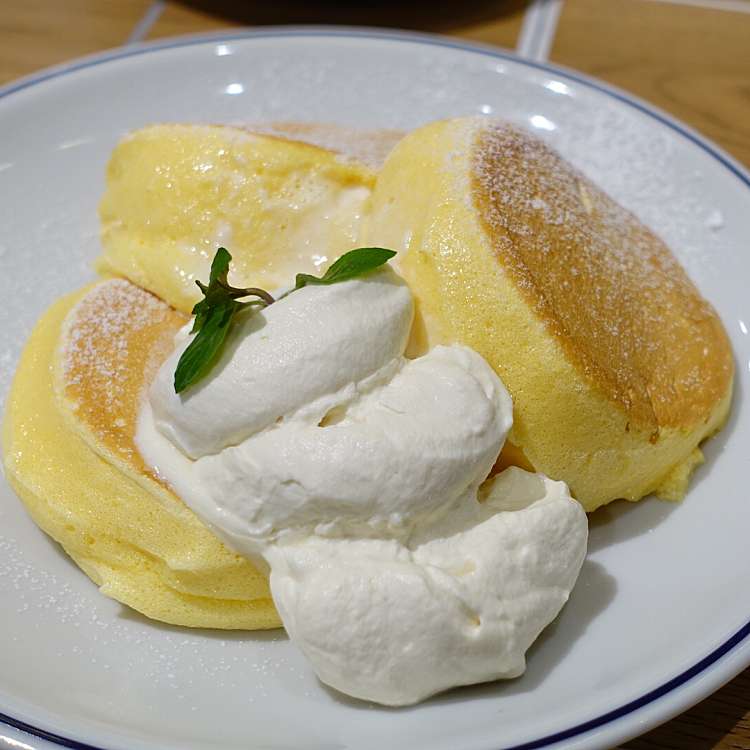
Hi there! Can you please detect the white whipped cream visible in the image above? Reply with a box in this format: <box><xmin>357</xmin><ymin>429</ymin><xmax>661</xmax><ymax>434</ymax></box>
<box><xmin>136</xmin><ymin>268</ymin><xmax>588</xmax><ymax>706</ymax></box>
<box><xmin>149</xmin><ymin>269</ymin><xmax>413</xmax><ymax>458</ymax></box>
<box><xmin>267</xmin><ymin>469</ymin><xmax>584</xmax><ymax>705</ymax></box>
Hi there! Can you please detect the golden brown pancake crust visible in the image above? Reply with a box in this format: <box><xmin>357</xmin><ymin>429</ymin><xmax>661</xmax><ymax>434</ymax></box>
<box><xmin>59</xmin><ymin>278</ymin><xmax>187</xmax><ymax>479</ymax></box>
<box><xmin>472</xmin><ymin>123</ymin><xmax>733</xmax><ymax>435</ymax></box>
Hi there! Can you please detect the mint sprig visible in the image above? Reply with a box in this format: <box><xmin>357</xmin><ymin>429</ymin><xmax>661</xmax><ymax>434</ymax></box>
<box><xmin>293</xmin><ymin>247</ymin><xmax>396</xmax><ymax>291</ymax></box>
<box><xmin>174</xmin><ymin>248</ymin><xmax>270</xmax><ymax>393</ymax></box>
<box><xmin>174</xmin><ymin>246</ymin><xmax>396</xmax><ymax>394</ymax></box>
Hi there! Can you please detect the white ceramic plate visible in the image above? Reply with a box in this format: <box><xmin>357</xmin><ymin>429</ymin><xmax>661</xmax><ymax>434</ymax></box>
<box><xmin>0</xmin><ymin>29</ymin><xmax>748</xmax><ymax>750</ymax></box>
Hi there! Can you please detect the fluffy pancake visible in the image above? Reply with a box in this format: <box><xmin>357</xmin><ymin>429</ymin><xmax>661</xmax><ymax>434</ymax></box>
<box><xmin>4</xmin><ymin>124</ymin><xmax>401</xmax><ymax>630</ymax></box>
<box><xmin>248</xmin><ymin>122</ymin><xmax>405</xmax><ymax>169</ymax></box>
<box><xmin>97</xmin><ymin>124</ymin><xmax>381</xmax><ymax>314</ymax></box>
<box><xmin>3</xmin><ymin>280</ymin><xmax>280</xmax><ymax>629</ymax></box>
<box><xmin>3</xmin><ymin>116</ymin><xmax>734</xmax><ymax>633</ymax></box>
<box><xmin>364</xmin><ymin>117</ymin><xmax>733</xmax><ymax>511</ymax></box>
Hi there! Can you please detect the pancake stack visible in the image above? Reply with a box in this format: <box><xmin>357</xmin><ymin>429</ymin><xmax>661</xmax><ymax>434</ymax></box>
<box><xmin>98</xmin><ymin>123</ymin><xmax>400</xmax><ymax>313</ymax></box>
<box><xmin>4</xmin><ymin>126</ymin><xmax>394</xmax><ymax>628</ymax></box>
<box><xmin>3</xmin><ymin>280</ymin><xmax>280</xmax><ymax>628</ymax></box>
<box><xmin>363</xmin><ymin>118</ymin><xmax>733</xmax><ymax>511</ymax></box>
<box><xmin>2</xmin><ymin>118</ymin><xmax>734</xmax><ymax>629</ymax></box>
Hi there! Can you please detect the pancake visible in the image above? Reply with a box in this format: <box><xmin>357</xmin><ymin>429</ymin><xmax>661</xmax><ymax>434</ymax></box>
<box><xmin>3</xmin><ymin>279</ymin><xmax>280</xmax><ymax>629</ymax></box>
<box><xmin>364</xmin><ymin>117</ymin><xmax>733</xmax><ymax>511</ymax></box>
<box><xmin>4</xmin><ymin>123</ymin><xmax>402</xmax><ymax>630</ymax></box>
<box><xmin>247</xmin><ymin>122</ymin><xmax>405</xmax><ymax>169</ymax></box>
<box><xmin>97</xmin><ymin>124</ymin><xmax>382</xmax><ymax>314</ymax></box>
<box><xmin>3</xmin><ymin>117</ymin><xmax>734</xmax><ymax>632</ymax></box>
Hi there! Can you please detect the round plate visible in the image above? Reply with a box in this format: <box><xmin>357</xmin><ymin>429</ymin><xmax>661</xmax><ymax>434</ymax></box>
<box><xmin>0</xmin><ymin>29</ymin><xmax>748</xmax><ymax>750</ymax></box>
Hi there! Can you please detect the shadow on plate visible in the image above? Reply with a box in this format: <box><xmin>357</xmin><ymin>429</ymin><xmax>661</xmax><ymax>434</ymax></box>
<box><xmin>38</xmin><ymin>531</ymin><xmax>94</xmax><ymax>574</ymax></box>
<box><xmin>586</xmin><ymin>496</ymin><xmax>678</xmax><ymax>556</ymax></box>
<box><xmin>436</xmin><ymin>559</ymin><xmax>617</xmax><ymax>705</ymax></box>
<box><xmin>34</xmin><ymin>528</ymin><xmax>285</xmax><ymax>642</ymax></box>
<box><xmin>173</xmin><ymin>0</ymin><xmax>528</xmax><ymax>33</ymax></box>
<box><xmin>690</xmin><ymin>356</ymin><xmax>743</xmax><ymax>481</ymax></box>
<box><xmin>587</xmin><ymin>363</ymin><xmax>742</xmax><ymax>556</ymax></box>
<box><xmin>322</xmin><ymin>559</ymin><xmax>616</xmax><ymax>710</ymax></box>
<box><xmin>116</xmin><ymin>605</ymin><xmax>286</xmax><ymax>642</ymax></box>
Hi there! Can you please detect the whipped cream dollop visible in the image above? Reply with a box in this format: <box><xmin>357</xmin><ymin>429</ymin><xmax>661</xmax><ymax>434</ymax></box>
<box><xmin>136</xmin><ymin>268</ymin><xmax>588</xmax><ymax>706</ymax></box>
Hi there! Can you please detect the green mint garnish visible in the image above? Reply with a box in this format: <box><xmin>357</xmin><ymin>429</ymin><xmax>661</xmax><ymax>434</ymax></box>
<box><xmin>173</xmin><ymin>248</ymin><xmax>271</xmax><ymax>393</ymax></box>
<box><xmin>293</xmin><ymin>247</ymin><xmax>396</xmax><ymax>291</ymax></box>
<box><xmin>174</xmin><ymin>246</ymin><xmax>396</xmax><ymax>394</ymax></box>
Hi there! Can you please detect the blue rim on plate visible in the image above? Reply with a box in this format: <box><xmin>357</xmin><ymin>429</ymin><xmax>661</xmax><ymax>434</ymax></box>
<box><xmin>1</xmin><ymin>27</ymin><xmax>749</xmax><ymax>750</ymax></box>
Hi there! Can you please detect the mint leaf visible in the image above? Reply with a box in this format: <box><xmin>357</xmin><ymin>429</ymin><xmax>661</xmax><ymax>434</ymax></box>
<box><xmin>175</xmin><ymin>247</ymin><xmax>273</xmax><ymax>394</ymax></box>
<box><xmin>190</xmin><ymin>297</ymin><xmax>211</xmax><ymax>334</ymax></box>
<box><xmin>173</xmin><ymin>246</ymin><xmax>397</xmax><ymax>394</ymax></box>
<box><xmin>175</xmin><ymin>299</ymin><xmax>237</xmax><ymax>393</ymax></box>
<box><xmin>294</xmin><ymin>247</ymin><xmax>396</xmax><ymax>290</ymax></box>
<box><xmin>209</xmin><ymin>246</ymin><xmax>231</xmax><ymax>284</ymax></box>
<box><xmin>191</xmin><ymin>247</ymin><xmax>233</xmax><ymax>333</ymax></box>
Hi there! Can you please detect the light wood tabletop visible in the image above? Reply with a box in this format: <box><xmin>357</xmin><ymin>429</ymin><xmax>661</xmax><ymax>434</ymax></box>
<box><xmin>1</xmin><ymin>1</ymin><xmax>749</xmax><ymax>749</ymax></box>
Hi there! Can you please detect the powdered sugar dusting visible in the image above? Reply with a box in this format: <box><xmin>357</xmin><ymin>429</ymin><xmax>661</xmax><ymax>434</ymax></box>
<box><xmin>245</xmin><ymin>122</ymin><xmax>404</xmax><ymax>168</ymax></box>
<box><xmin>63</xmin><ymin>279</ymin><xmax>169</xmax><ymax>396</ymax></box>
<box><xmin>531</xmin><ymin>104</ymin><xmax>722</xmax><ymax>282</ymax></box>
<box><xmin>471</xmin><ymin>121</ymin><xmax>732</xmax><ymax>430</ymax></box>
<box><xmin>0</xmin><ymin>530</ymin><xmax>303</xmax><ymax>713</ymax></box>
<box><xmin>705</xmin><ymin>209</ymin><xmax>724</xmax><ymax>232</ymax></box>
<box><xmin>60</xmin><ymin>278</ymin><xmax>184</xmax><ymax>466</ymax></box>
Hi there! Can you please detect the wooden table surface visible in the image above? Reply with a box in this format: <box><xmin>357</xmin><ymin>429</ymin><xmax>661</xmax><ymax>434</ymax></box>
<box><xmin>1</xmin><ymin>1</ymin><xmax>749</xmax><ymax>748</ymax></box>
